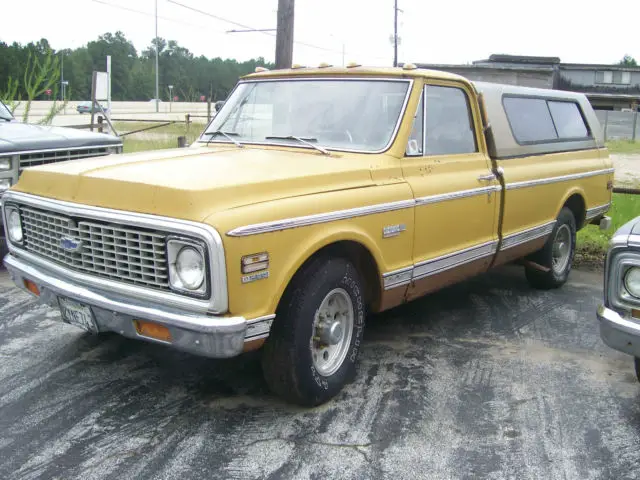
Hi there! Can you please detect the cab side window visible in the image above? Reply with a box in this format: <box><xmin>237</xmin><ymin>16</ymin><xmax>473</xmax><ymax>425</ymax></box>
<box><xmin>424</xmin><ymin>85</ymin><xmax>477</xmax><ymax>156</ymax></box>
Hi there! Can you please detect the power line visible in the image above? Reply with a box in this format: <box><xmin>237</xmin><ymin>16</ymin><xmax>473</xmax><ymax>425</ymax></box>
<box><xmin>167</xmin><ymin>0</ymin><xmax>346</xmax><ymax>55</ymax></box>
<box><xmin>89</xmin><ymin>0</ymin><xmax>225</xmax><ymax>34</ymax></box>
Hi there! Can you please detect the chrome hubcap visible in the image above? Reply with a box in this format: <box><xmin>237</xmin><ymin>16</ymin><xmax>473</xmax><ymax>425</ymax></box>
<box><xmin>552</xmin><ymin>224</ymin><xmax>572</xmax><ymax>275</ymax></box>
<box><xmin>310</xmin><ymin>288</ymin><xmax>354</xmax><ymax>376</ymax></box>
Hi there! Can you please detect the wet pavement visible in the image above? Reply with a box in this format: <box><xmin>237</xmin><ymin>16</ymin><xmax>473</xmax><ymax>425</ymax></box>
<box><xmin>1</xmin><ymin>266</ymin><xmax>639</xmax><ymax>480</ymax></box>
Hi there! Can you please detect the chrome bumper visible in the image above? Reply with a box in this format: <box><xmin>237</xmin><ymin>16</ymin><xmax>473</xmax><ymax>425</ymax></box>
<box><xmin>5</xmin><ymin>253</ymin><xmax>252</xmax><ymax>358</ymax></box>
<box><xmin>597</xmin><ymin>304</ymin><xmax>640</xmax><ymax>358</ymax></box>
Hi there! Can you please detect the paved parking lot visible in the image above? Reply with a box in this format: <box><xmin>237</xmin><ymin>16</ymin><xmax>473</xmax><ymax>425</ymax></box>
<box><xmin>1</xmin><ymin>265</ymin><xmax>639</xmax><ymax>480</ymax></box>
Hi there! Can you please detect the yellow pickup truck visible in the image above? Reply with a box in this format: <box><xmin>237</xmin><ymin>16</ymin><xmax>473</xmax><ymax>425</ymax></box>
<box><xmin>2</xmin><ymin>65</ymin><xmax>613</xmax><ymax>406</ymax></box>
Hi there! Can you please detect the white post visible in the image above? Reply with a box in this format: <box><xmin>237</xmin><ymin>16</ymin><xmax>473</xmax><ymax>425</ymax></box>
<box><xmin>106</xmin><ymin>55</ymin><xmax>112</xmax><ymax>123</ymax></box>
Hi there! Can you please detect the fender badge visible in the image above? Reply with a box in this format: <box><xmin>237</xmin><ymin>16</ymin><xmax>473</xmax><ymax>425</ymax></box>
<box><xmin>383</xmin><ymin>224</ymin><xmax>406</xmax><ymax>238</ymax></box>
<box><xmin>242</xmin><ymin>270</ymin><xmax>269</xmax><ymax>284</ymax></box>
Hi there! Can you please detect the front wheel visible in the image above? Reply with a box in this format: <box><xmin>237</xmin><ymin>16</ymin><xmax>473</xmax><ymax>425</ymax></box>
<box><xmin>261</xmin><ymin>256</ymin><xmax>366</xmax><ymax>406</ymax></box>
<box><xmin>525</xmin><ymin>207</ymin><xmax>576</xmax><ymax>290</ymax></box>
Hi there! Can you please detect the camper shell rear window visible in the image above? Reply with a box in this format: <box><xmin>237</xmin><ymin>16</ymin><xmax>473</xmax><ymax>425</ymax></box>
<box><xmin>502</xmin><ymin>95</ymin><xmax>591</xmax><ymax>145</ymax></box>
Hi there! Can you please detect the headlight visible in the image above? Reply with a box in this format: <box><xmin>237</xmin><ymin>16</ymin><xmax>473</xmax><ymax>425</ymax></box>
<box><xmin>0</xmin><ymin>178</ymin><xmax>11</xmax><ymax>191</ymax></box>
<box><xmin>625</xmin><ymin>267</ymin><xmax>640</xmax><ymax>298</ymax></box>
<box><xmin>6</xmin><ymin>207</ymin><xmax>22</xmax><ymax>243</ymax></box>
<box><xmin>168</xmin><ymin>239</ymin><xmax>208</xmax><ymax>296</ymax></box>
<box><xmin>0</xmin><ymin>158</ymin><xmax>11</xmax><ymax>171</ymax></box>
<box><xmin>176</xmin><ymin>247</ymin><xmax>205</xmax><ymax>289</ymax></box>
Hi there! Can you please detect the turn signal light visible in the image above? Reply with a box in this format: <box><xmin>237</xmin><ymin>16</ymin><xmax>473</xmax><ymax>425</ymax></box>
<box><xmin>24</xmin><ymin>279</ymin><xmax>40</xmax><ymax>296</ymax></box>
<box><xmin>633</xmin><ymin>309</ymin><xmax>640</xmax><ymax>320</ymax></box>
<box><xmin>242</xmin><ymin>252</ymin><xmax>269</xmax><ymax>273</ymax></box>
<box><xmin>134</xmin><ymin>320</ymin><xmax>172</xmax><ymax>342</ymax></box>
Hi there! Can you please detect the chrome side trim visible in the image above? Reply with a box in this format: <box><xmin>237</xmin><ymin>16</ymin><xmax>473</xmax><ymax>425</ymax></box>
<box><xmin>383</xmin><ymin>266</ymin><xmax>413</xmax><ymax>290</ymax></box>
<box><xmin>2</xmin><ymin>191</ymin><xmax>229</xmax><ymax>314</ymax></box>
<box><xmin>228</xmin><ymin>186</ymin><xmax>503</xmax><ymax>237</ymax></box>
<box><xmin>415</xmin><ymin>185</ymin><xmax>500</xmax><ymax>206</ymax></box>
<box><xmin>505</xmin><ymin>168</ymin><xmax>614</xmax><ymax>190</ymax></box>
<box><xmin>227</xmin><ymin>199</ymin><xmax>416</xmax><ymax>237</ymax></box>
<box><xmin>412</xmin><ymin>240</ymin><xmax>498</xmax><ymax>281</ymax></box>
<box><xmin>383</xmin><ymin>219</ymin><xmax>560</xmax><ymax>290</ymax></box>
<box><xmin>500</xmin><ymin>221</ymin><xmax>556</xmax><ymax>250</ymax></box>
<box><xmin>585</xmin><ymin>203</ymin><xmax>612</xmax><ymax>221</ymax></box>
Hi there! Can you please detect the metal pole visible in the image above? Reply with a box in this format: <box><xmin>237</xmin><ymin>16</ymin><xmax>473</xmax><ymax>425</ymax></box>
<box><xmin>60</xmin><ymin>53</ymin><xmax>64</xmax><ymax>101</ymax></box>
<box><xmin>393</xmin><ymin>0</ymin><xmax>398</xmax><ymax>67</ymax></box>
<box><xmin>155</xmin><ymin>0</ymin><xmax>159</xmax><ymax>113</ymax></box>
<box><xmin>106</xmin><ymin>55</ymin><xmax>112</xmax><ymax>124</ymax></box>
<box><xmin>632</xmin><ymin>111</ymin><xmax>638</xmax><ymax>142</ymax></box>
<box><xmin>604</xmin><ymin>110</ymin><xmax>609</xmax><ymax>142</ymax></box>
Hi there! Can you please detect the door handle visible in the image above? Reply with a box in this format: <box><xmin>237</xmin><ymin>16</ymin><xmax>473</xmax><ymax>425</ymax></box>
<box><xmin>477</xmin><ymin>172</ymin><xmax>496</xmax><ymax>182</ymax></box>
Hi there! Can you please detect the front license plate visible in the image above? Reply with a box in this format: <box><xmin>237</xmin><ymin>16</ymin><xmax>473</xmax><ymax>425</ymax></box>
<box><xmin>58</xmin><ymin>297</ymin><xmax>98</xmax><ymax>333</ymax></box>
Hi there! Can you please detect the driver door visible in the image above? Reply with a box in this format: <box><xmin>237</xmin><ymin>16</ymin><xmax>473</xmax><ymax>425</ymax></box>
<box><xmin>403</xmin><ymin>81</ymin><xmax>501</xmax><ymax>300</ymax></box>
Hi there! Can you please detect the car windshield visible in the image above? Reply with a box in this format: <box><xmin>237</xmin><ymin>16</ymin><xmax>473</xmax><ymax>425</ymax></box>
<box><xmin>201</xmin><ymin>78</ymin><xmax>410</xmax><ymax>152</ymax></box>
<box><xmin>0</xmin><ymin>101</ymin><xmax>14</xmax><ymax>121</ymax></box>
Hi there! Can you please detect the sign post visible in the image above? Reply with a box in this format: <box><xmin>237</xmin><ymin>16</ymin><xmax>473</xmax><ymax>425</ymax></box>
<box><xmin>106</xmin><ymin>55</ymin><xmax>112</xmax><ymax>123</ymax></box>
<box><xmin>168</xmin><ymin>85</ymin><xmax>174</xmax><ymax>113</ymax></box>
<box><xmin>91</xmin><ymin>69</ymin><xmax>117</xmax><ymax>135</ymax></box>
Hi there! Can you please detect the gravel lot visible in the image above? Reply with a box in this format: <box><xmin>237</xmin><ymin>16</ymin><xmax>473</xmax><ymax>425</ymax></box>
<box><xmin>613</xmin><ymin>153</ymin><xmax>640</xmax><ymax>186</ymax></box>
<box><xmin>1</xmin><ymin>265</ymin><xmax>639</xmax><ymax>479</ymax></box>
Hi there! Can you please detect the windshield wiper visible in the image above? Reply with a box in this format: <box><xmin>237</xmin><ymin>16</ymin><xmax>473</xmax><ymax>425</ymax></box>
<box><xmin>204</xmin><ymin>130</ymin><xmax>243</xmax><ymax>148</ymax></box>
<box><xmin>265</xmin><ymin>135</ymin><xmax>330</xmax><ymax>155</ymax></box>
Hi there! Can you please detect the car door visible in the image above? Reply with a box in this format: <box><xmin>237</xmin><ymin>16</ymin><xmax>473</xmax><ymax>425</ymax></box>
<box><xmin>402</xmin><ymin>81</ymin><xmax>501</xmax><ymax>300</ymax></box>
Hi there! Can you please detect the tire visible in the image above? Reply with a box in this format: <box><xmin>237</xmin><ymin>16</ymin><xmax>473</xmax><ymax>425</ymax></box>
<box><xmin>634</xmin><ymin>357</ymin><xmax>640</xmax><ymax>383</ymax></box>
<box><xmin>525</xmin><ymin>207</ymin><xmax>576</xmax><ymax>290</ymax></box>
<box><xmin>261</xmin><ymin>256</ymin><xmax>366</xmax><ymax>406</ymax></box>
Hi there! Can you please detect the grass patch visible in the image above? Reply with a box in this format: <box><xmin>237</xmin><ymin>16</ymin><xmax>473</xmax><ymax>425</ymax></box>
<box><xmin>116</xmin><ymin>121</ymin><xmax>203</xmax><ymax>153</ymax></box>
<box><xmin>605</xmin><ymin>140</ymin><xmax>640</xmax><ymax>154</ymax></box>
<box><xmin>575</xmin><ymin>192</ymin><xmax>640</xmax><ymax>269</ymax></box>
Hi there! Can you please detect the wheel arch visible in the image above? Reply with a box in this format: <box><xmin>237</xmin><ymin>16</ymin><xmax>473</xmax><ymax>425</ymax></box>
<box><xmin>270</xmin><ymin>230</ymin><xmax>385</xmax><ymax>317</ymax></box>
<box><xmin>558</xmin><ymin>188</ymin><xmax>587</xmax><ymax>230</ymax></box>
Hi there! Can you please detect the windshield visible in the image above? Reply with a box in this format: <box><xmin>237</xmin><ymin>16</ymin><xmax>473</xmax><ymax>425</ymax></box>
<box><xmin>201</xmin><ymin>79</ymin><xmax>410</xmax><ymax>152</ymax></box>
<box><xmin>0</xmin><ymin>101</ymin><xmax>14</xmax><ymax>121</ymax></box>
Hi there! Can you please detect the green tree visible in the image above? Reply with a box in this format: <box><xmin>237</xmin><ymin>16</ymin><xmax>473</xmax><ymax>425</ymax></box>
<box><xmin>618</xmin><ymin>55</ymin><xmax>638</xmax><ymax>67</ymax></box>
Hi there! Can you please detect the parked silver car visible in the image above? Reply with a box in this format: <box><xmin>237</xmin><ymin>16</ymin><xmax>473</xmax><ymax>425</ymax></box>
<box><xmin>598</xmin><ymin>216</ymin><xmax>640</xmax><ymax>379</ymax></box>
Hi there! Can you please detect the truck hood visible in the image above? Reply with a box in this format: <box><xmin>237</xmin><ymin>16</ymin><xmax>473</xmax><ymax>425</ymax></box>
<box><xmin>0</xmin><ymin>121</ymin><xmax>121</xmax><ymax>154</ymax></box>
<box><xmin>12</xmin><ymin>146</ymin><xmax>375</xmax><ymax>221</ymax></box>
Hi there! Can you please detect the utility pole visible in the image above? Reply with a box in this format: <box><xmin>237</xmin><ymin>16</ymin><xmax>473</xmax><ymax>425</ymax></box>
<box><xmin>155</xmin><ymin>0</ymin><xmax>159</xmax><ymax>112</ymax></box>
<box><xmin>275</xmin><ymin>0</ymin><xmax>294</xmax><ymax>69</ymax></box>
<box><xmin>393</xmin><ymin>0</ymin><xmax>398</xmax><ymax>67</ymax></box>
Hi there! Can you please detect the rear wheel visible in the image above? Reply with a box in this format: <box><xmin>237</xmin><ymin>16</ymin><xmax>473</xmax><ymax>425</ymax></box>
<box><xmin>525</xmin><ymin>207</ymin><xmax>576</xmax><ymax>290</ymax></box>
<box><xmin>261</xmin><ymin>256</ymin><xmax>366</xmax><ymax>406</ymax></box>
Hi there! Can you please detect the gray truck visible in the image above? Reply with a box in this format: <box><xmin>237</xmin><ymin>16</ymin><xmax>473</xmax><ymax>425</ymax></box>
<box><xmin>0</xmin><ymin>100</ymin><xmax>123</xmax><ymax>252</ymax></box>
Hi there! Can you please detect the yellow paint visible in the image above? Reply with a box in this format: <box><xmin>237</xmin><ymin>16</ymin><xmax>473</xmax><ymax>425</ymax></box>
<box><xmin>10</xmin><ymin>66</ymin><xmax>612</xmax><ymax>322</ymax></box>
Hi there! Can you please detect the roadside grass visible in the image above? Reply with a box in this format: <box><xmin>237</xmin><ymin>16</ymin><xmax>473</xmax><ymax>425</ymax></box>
<box><xmin>116</xmin><ymin>121</ymin><xmax>203</xmax><ymax>153</ymax></box>
<box><xmin>575</xmin><ymin>192</ymin><xmax>640</xmax><ymax>269</ymax></box>
<box><xmin>605</xmin><ymin>140</ymin><xmax>640</xmax><ymax>154</ymax></box>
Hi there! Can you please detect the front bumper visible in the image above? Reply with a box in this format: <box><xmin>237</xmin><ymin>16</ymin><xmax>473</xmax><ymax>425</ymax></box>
<box><xmin>597</xmin><ymin>304</ymin><xmax>640</xmax><ymax>358</ymax></box>
<box><xmin>5</xmin><ymin>252</ymin><xmax>250</xmax><ymax>358</ymax></box>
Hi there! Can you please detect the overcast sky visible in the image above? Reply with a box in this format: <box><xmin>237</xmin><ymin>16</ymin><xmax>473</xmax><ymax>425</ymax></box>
<box><xmin>2</xmin><ymin>0</ymin><xmax>639</xmax><ymax>67</ymax></box>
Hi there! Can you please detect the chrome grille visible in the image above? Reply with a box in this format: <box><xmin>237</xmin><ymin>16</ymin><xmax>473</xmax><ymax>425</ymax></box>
<box><xmin>19</xmin><ymin>147</ymin><xmax>111</xmax><ymax>171</ymax></box>
<box><xmin>19</xmin><ymin>205</ymin><xmax>169</xmax><ymax>290</ymax></box>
